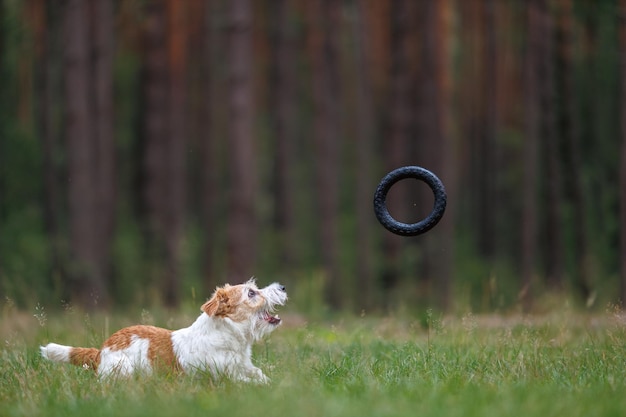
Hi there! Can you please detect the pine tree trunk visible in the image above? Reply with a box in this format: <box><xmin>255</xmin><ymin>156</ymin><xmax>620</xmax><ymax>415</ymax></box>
<box><xmin>539</xmin><ymin>0</ymin><xmax>565</xmax><ymax>290</ymax></box>
<box><xmin>479</xmin><ymin>0</ymin><xmax>498</xmax><ymax>263</ymax></box>
<box><xmin>382</xmin><ymin>0</ymin><xmax>411</xmax><ymax>306</ymax></box>
<box><xmin>163</xmin><ymin>0</ymin><xmax>187</xmax><ymax>307</ymax></box>
<box><xmin>556</xmin><ymin>0</ymin><xmax>591</xmax><ymax>301</ymax></box>
<box><xmin>200</xmin><ymin>0</ymin><xmax>218</xmax><ymax>292</ymax></box>
<box><xmin>521</xmin><ymin>0</ymin><xmax>541</xmax><ymax>311</ymax></box>
<box><xmin>35</xmin><ymin>0</ymin><xmax>64</xmax><ymax>291</ymax></box>
<box><xmin>141</xmin><ymin>0</ymin><xmax>169</xmax><ymax>300</ymax></box>
<box><xmin>308</xmin><ymin>0</ymin><xmax>341</xmax><ymax>309</ymax></box>
<box><xmin>428</xmin><ymin>0</ymin><xmax>454</xmax><ymax>311</ymax></box>
<box><xmin>271</xmin><ymin>0</ymin><xmax>297</xmax><ymax>271</ymax></box>
<box><xmin>619</xmin><ymin>0</ymin><xmax>626</xmax><ymax>306</ymax></box>
<box><xmin>64</xmin><ymin>0</ymin><xmax>108</xmax><ymax>307</ymax></box>
<box><xmin>91</xmin><ymin>0</ymin><xmax>116</xmax><ymax>303</ymax></box>
<box><xmin>354</xmin><ymin>0</ymin><xmax>375</xmax><ymax>311</ymax></box>
<box><xmin>227</xmin><ymin>0</ymin><xmax>257</xmax><ymax>282</ymax></box>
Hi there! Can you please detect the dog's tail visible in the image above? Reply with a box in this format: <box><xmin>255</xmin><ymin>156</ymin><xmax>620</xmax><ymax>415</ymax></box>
<box><xmin>40</xmin><ymin>343</ymin><xmax>100</xmax><ymax>370</ymax></box>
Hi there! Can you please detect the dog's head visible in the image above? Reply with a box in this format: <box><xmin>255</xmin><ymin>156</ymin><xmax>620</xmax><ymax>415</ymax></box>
<box><xmin>201</xmin><ymin>279</ymin><xmax>288</xmax><ymax>338</ymax></box>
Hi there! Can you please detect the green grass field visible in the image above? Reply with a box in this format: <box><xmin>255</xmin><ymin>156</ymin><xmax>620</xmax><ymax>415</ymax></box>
<box><xmin>2</xmin><ymin>304</ymin><xmax>626</xmax><ymax>417</ymax></box>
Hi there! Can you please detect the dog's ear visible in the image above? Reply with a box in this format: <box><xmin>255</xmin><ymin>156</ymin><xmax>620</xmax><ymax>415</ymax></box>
<box><xmin>201</xmin><ymin>297</ymin><xmax>218</xmax><ymax>316</ymax></box>
<box><xmin>201</xmin><ymin>288</ymin><xmax>230</xmax><ymax>317</ymax></box>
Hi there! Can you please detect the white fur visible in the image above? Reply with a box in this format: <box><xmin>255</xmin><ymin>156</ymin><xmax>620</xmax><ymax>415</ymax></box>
<box><xmin>40</xmin><ymin>343</ymin><xmax>71</xmax><ymax>363</ymax></box>
<box><xmin>98</xmin><ymin>336</ymin><xmax>152</xmax><ymax>377</ymax></box>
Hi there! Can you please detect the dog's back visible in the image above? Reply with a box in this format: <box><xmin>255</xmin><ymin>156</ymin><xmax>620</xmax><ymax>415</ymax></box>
<box><xmin>41</xmin><ymin>325</ymin><xmax>177</xmax><ymax>376</ymax></box>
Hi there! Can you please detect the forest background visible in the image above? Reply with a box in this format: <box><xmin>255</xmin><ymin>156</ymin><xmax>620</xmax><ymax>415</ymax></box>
<box><xmin>1</xmin><ymin>0</ymin><xmax>626</xmax><ymax>315</ymax></box>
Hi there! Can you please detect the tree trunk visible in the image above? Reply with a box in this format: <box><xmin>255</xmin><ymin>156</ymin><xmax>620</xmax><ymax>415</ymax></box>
<box><xmin>556</xmin><ymin>0</ymin><xmax>591</xmax><ymax>301</ymax></box>
<box><xmin>307</xmin><ymin>0</ymin><xmax>341</xmax><ymax>309</ymax></box>
<box><xmin>521</xmin><ymin>0</ymin><xmax>541</xmax><ymax>311</ymax></box>
<box><xmin>141</xmin><ymin>0</ymin><xmax>169</xmax><ymax>301</ymax></box>
<box><xmin>163</xmin><ymin>0</ymin><xmax>188</xmax><ymax>307</ymax></box>
<box><xmin>200</xmin><ymin>0</ymin><xmax>218</xmax><ymax>292</ymax></box>
<box><xmin>479</xmin><ymin>0</ymin><xmax>498</xmax><ymax>263</ymax></box>
<box><xmin>619</xmin><ymin>0</ymin><xmax>626</xmax><ymax>306</ymax></box>
<box><xmin>64</xmin><ymin>0</ymin><xmax>108</xmax><ymax>307</ymax></box>
<box><xmin>538</xmin><ymin>0</ymin><xmax>565</xmax><ymax>290</ymax></box>
<box><xmin>34</xmin><ymin>0</ymin><xmax>64</xmax><ymax>292</ymax></box>
<box><xmin>381</xmin><ymin>0</ymin><xmax>411</xmax><ymax>306</ymax></box>
<box><xmin>90</xmin><ymin>0</ymin><xmax>116</xmax><ymax>304</ymax></box>
<box><xmin>227</xmin><ymin>0</ymin><xmax>257</xmax><ymax>282</ymax></box>
<box><xmin>424</xmin><ymin>0</ymin><xmax>454</xmax><ymax>311</ymax></box>
<box><xmin>353</xmin><ymin>0</ymin><xmax>375</xmax><ymax>311</ymax></box>
<box><xmin>271</xmin><ymin>0</ymin><xmax>297</xmax><ymax>272</ymax></box>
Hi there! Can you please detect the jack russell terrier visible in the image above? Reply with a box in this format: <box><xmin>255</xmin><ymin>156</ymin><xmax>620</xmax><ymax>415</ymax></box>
<box><xmin>40</xmin><ymin>279</ymin><xmax>287</xmax><ymax>383</ymax></box>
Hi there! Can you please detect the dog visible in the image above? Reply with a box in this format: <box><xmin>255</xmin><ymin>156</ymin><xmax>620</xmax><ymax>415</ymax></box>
<box><xmin>40</xmin><ymin>279</ymin><xmax>287</xmax><ymax>383</ymax></box>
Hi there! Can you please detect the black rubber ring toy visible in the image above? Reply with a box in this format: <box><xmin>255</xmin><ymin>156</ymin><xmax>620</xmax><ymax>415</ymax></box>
<box><xmin>373</xmin><ymin>166</ymin><xmax>447</xmax><ymax>236</ymax></box>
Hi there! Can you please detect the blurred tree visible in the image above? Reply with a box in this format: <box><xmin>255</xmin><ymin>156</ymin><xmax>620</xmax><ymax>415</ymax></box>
<box><xmin>620</xmin><ymin>0</ymin><xmax>626</xmax><ymax>305</ymax></box>
<box><xmin>140</xmin><ymin>0</ymin><xmax>171</xmax><ymax>301</ymax></box>
<box><xmin>308</xmin><ymin>0</ymin><xmax>342</xmax><ymax>309</ymax></box>
<box><xmin>538</xmin><ymin>0</ymin><xmax>565</xmax><ymax>290</ymax></box>
<box><xmin>353</xmin><ymin>0</ymin><xmax>375</xmax><ymax>310</ymax></box>
<box><xmin>521</xmin><ymin>0</ymin><xmax>541</xmax><ymax>311</ymax></box>
<box><xmin>270</xmin><ymin>0</ymin><xmax>298</xmax><ymax>273</ymax></box>
<box><xmin>63</xmin><ymin>0</ymin><xmax>114</xmax><ymax>308</ymax></box>
<box><xmin>381</xmin><ymin>0</ymin><xmax>411</xmax><ymax>307</ymax></box>
<box><xmin>556</xmin><ymin>0</ymin><xmax>591</xmax><ymax>300</ymax></box>
<box><xmin>162</xmin><ymin>0</ymin><xmax>188</xmax><ymax>307</ymax></box>
<box><xmin>197</xmin><ymin>0</ymin><xmax>219</xmax><ymax>292</ymax></box>
<box><xmin>138</xmin><ymin>0</ymin><xmax>189</xmax><ymax>307</ymax></box>
<box><xmin>479</xmin><ymin>0</ymin><xmax>498</xmax><ymax>265</ymax></box>
<box><xmin>64</xmin><ymin>0</ymin><xmax>95</xmax><ymax>305</ymax></box>
<box><xmin>363</xmin><ymin>0</ymin><xmax>391</xmax><ymax>109</ymax></box>
<box><xmin>91</xmin><ymin>0</ymin><xmax>116</xmax><ymax>304</ymax></box>
<box><xmin>29</xmin><ymin>0</ymin><xmax>64</xmax><ymax>292</ymax></box>
<box><xmin>2</xmin><ymin>0</ymin><xmax>626</xmax><ymax>311</ymax></box>
<box><xmin>226</xmin><ymin>0</ymin><xmax>257</xmax><ymax>282</ymax></box>
<box><xmin>425</xmin><ymin>0</ymin><xmax>454</xmax><ymax>310</ymax></box>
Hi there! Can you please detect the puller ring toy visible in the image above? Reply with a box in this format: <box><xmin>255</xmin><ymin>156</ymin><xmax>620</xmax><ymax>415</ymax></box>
<box><xmin>373</xmin><ymin>166</ymin><xmax>447</xmax><ymax>236</ymax></box>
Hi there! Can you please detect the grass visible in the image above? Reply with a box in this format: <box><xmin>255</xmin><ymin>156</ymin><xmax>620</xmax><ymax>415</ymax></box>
<box><xmin>1</xmin><ymin>303</ymin><xmax>626</xmax><ymax>417</ymax></box>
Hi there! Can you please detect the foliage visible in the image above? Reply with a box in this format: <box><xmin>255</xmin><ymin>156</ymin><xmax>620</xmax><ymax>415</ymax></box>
<box><xmin>0</xmin><ymin>0</ymin><xmax>625</xmax><ymax>311</ymax></box>
<box><xmin>2</xmin><ymin>303</ymin><xmax>626</xmax><ymax>417</ymax></box>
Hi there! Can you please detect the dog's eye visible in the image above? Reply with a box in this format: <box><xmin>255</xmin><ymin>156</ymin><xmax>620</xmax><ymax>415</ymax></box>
<box><xmin>248</xmin><ymin>289</ymin><xmax>256</xmax><ymax>298</ymax></box>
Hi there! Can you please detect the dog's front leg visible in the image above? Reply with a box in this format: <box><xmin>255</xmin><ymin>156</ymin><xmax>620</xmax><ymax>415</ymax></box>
<box><xmin>233</xmin><ymin>364</ymin><xmax>269</xmax><ymax>384</ymax></box>
<box><xmin>230</xmin><ymin>348</ymin><xmax>270</xmax><ymax>384</ymax></box>
<box><xmin>249</xmin><ymin>366</ymin><xmax>270</xmax><ymax>384</ymax></box>
<box><xmin>231</xmin><ymin>356</ymin><xmax>269</xmax><ymax>384</ymax></box>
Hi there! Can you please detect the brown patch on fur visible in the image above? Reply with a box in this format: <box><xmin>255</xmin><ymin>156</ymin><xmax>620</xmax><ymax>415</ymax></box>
<box><xmin>201</xmin><ymin>283</ymin><xmax>265</xmax><ymax>322</ymax></box>
<box><xmin>69</xmin><ymin>347</ymin><xmax>100</xmax><ymax>370</ymax></box>
<box><xmin>201</xmin><ymin>288</ymin><xmax>225</xmax><ymax>316</ymax></box>
<box><xmin>103</xmin><ymin>325</ymin><xmax>181</xmax><ymax>372</ymax></box>
<box><xmin>202</xmin><ymin>285</ymin><xmax>238</xmax><ymax>317</ymax></box>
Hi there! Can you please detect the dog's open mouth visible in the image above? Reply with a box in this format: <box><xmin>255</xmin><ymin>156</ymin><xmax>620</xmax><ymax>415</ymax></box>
<box><xmin>262</xmin><ymin>311</ymin><xmax>281</xmax><ymax>325</ymax></box>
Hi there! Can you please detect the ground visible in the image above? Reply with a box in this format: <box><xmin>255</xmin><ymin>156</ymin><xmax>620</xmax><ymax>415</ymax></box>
<box><xmin>1</xmin><ymin>304</ymin><xmax>626</xmax><ymax>417</ymax></box>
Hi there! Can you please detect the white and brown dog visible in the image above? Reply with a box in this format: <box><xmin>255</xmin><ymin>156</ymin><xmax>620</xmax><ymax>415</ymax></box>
<box><xmin>40</xmin><ymin>279</ymin><xmax>287</xmax><ymax>383</ymax></box>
